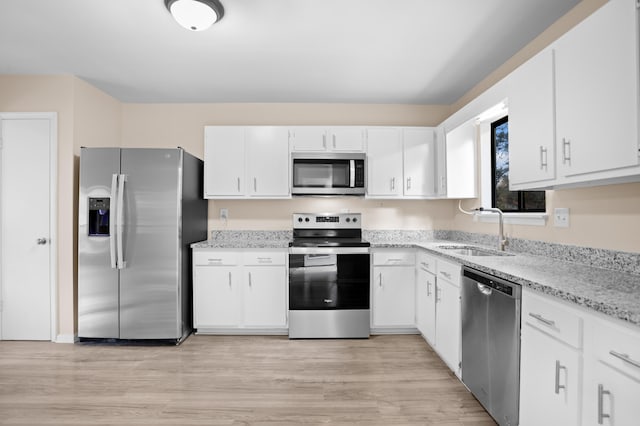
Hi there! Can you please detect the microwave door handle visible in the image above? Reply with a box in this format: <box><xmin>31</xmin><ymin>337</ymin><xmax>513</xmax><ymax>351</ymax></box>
<box><xmin>350</xmin><ymin>160</ymin><xmax>355</xmax><ymax>188</ymax></box>
<box><xmin>109</xmin><ymin>174</ymin><xmax>118</xmax><ymax>269</ymax></box>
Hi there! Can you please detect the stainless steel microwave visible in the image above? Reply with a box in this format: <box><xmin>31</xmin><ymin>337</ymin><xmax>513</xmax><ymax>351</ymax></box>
<box><xmin>291</xmin><ymin>152</ymin><xmax>366</xmax><ymax>196</ymax></box>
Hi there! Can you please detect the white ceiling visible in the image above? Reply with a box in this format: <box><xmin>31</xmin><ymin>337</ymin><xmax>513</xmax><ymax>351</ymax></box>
<box><xmin>0</xmin><ymin>0</ymin><xmax>580</xmax><ymax>104</ymax></box>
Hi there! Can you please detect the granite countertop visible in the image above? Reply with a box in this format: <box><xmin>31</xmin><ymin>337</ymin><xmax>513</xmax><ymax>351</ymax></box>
<box><xmin>191</xmin><ymin>239</ymin><xmax>290</xmax><ymax>249</ymax></box>
<box><xmin>371</xmin><ymin>239</ymin><xmax>640</xmax><ymax>327</ymax></box>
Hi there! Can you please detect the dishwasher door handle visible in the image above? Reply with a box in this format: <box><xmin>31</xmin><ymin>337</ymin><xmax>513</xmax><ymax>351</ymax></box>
<box><xmin>477</xmin><ymin>283</ymin><xmax>493</xmax><ymax>296</ymax></box>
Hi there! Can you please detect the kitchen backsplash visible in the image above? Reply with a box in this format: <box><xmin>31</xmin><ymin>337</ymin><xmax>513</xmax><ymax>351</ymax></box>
<box><xmin>206</xmin><ymin>229</ymin><xmax>640</xmax><ymax>276</ymax></box>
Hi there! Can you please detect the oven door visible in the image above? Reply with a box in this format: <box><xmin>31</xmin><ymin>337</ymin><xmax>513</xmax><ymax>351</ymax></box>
<box><xmin>289</xmin><ymin>247</ymin><xmax>370</xmax><ymax>310</ymax></box>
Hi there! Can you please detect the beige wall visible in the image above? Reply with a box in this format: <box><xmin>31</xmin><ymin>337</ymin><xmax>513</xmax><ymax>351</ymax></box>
<box><xmin>0</xmin><ymin>74</ymin><xmax>121</xmax><ymax>338</ymax></box>
<box><xmin>0</xmin><ymin>0</ymin><xmax>638</xmax><ymax>340</ymax></box>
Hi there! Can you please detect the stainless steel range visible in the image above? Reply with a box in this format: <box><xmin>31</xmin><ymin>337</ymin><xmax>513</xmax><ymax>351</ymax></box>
<box><xmin>288</xmin><ymin>213</ymin><xmax>370</xmax><ymax>339</ymax></box>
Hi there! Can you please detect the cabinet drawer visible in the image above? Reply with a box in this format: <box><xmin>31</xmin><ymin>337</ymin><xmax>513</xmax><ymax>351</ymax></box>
<box><xmin>243</xmin><ymin>251</ymin><xmax>286</xmax><ymax>266</ymax></box>
<box><xmin>437</xmin><ymin>258</ymin><xmax>461</xmax><ymax>285</ymax></box>
<box><xmin>372</xmin><ymin>250</ymin><xmax>415</xmax><ymax>266</ymax></box>
<box><xmin>416</xmin><ymin>250</ymin><xmax>437</xmax><ymax>274</ymax></box>
<box><xmin>522</xmin><ymin>289</ymin><xmax>582</xmax><ymax>349</ymax></box>
<box><xmin>592</xmin><ymin>320</ymin><xmax>640</xmax><ymax>381</ymax></box>
<box><xmin>193</xmin><ymin>250</ymin><xmax>239</xmax><ymax>266</ymax></box>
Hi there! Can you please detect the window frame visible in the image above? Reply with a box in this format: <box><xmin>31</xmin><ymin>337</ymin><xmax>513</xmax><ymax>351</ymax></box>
<box><xmin>490</xmin><ymin>115</ymin><xmax>546</xmax><ymax>213</ymax></box>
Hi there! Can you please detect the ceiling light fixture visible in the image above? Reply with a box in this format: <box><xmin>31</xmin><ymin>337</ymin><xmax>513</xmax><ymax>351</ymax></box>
<box><xmin>165</xmin><ymin>0</ymin><xmax>224</xmax><ymax>31</ymax></box>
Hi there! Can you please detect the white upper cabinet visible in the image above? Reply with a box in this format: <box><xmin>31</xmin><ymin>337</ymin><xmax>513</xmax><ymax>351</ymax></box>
<box><xmin>289</xmin><ymin>126</ymin><xmax>365</xmax><ymax>152</ymax></box>
<box><xmin>245</xmin><ymin>127</ymin><xmax>289</xmax><ymax>197</ymax></box>
<box><xmin>204</xmin><ymin>126</ymin><xmax>245</xmax><ymax>197</ymax></box>
<box><xmin>508</xmin><ymin>48</ymin><xmax>556</xmax><ymax>188</ymax></box>
<box><xmin>366</xmin><ymin>128</ymin><xmax>404</xmax><ymax>197</ymax></box>
<box><xmin>554</xmin><ymin>0</ymin><xmax>638</xmax><ymax>178</ymax></box>
<box><xmin>508</xmin><ymin>0</ymin><xmax>640</xmax><ymax>190</ymax></box>
<box><xmin>204</xmin><ymin>126</ymin><xmax>290</xmax><ymax>199</ymax></box>
<box><xmin>443</xmin><ymin>121</ymin><xmax>477</xmax><ymax>198</ymax></box>
<box><xmin>403</xmin><ymin>128</ymin><xmax>436</xmax><ymax>198</ymax></box>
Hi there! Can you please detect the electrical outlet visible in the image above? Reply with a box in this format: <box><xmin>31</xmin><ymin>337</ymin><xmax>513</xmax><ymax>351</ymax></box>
<box><xmin>554</xmin><ymin>208</ymin><xmax>570</xmax><ymax>228</ymax></box>
<box><xmin>220</xmin><ymin>208</ymin><xmax>228</xmax><ymax>220</ymax></box>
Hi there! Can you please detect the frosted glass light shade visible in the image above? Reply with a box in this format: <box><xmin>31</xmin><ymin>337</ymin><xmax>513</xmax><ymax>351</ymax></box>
<box><xmin>165</xmin><ymin>0</ymin><xmax>224</xmax><ymax>31</ymax></box>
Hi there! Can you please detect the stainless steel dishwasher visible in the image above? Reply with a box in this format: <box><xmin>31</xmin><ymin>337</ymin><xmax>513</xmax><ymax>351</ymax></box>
<box><xmin>461</xmin><ymin>267</ymin><xmax>522</xmax><ymax>426</ymax></box>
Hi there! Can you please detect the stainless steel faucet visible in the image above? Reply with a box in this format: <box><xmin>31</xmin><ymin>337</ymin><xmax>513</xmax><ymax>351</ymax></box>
<box><xmin>476</xmin><ymin>207</ymin><xmax>508</xmax><ymax>251</ymax></box>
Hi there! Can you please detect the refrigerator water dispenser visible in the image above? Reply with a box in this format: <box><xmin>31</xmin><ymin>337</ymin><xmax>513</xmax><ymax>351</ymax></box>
<box><xmin>88</xmin><ymin>197</ymin><xmax>110</xmax><ymax>236</ymax></box>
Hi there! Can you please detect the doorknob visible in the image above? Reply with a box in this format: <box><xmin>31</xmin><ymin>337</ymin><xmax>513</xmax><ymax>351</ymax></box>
<box><xmin>36</xmin><ymin>238</ymin><xmax>47</xmax><ymax>245</ymax></box>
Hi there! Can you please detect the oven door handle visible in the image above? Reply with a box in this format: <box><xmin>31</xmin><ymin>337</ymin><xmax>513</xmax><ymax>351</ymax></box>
<box><xmin>289</xmin><ymin>247</ymin><xmax>370</xmax><ymax>255</ymax></box>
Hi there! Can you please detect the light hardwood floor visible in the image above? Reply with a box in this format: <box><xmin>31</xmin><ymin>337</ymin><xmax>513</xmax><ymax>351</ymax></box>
<box><xmin>0</xmin><ymin>335</ymin><xmax>495</xmax><ymax>425</ymax></box>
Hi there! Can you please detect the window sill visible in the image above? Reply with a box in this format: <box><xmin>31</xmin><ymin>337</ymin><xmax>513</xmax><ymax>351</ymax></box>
<box><xmin>473</xmin><ymin>212</ymin><xmax>548</xmax><ymax>226</ymax></box>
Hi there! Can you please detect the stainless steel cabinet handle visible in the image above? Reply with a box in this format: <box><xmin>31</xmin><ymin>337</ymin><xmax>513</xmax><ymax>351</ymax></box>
<box><xmin>426</xmin><ymin>281</ymin><xmax>432</xmax><ymax>297</ymax></box>
<box><xmin>323</xmin><ymin>134</ymin><xmax>327</xmax><ymax>149</ymax></box>
<box><xmin>253</xmin><ymin>177</ymin><xmax>257</xmax><ymax>192</ymax></box>
<box><xmin>248</xmin><ymin>272</ymin><xmax>252</xmax><ymax>288</ymax></box>
<box><xmin>528</xmin><ymin>312</ymin><xmax>556</xmax><ymax>327</ymax></box>
<box><xmin>598</xmin><ymin>384</ymin><xmax>610</xmax><ymax>424</ymax></box>
<box><xmin>440</xmin><ymin>271</ymin><xmax>451</xmax><ymax>280</ymax></box>
<box><xmin>420</xmin><ymin>261</ymin><xmax>431</xmax><ymax>269</ymax></box>
<box><xmin>562</xmin><ymin>138</ymin><xmax>571</xmax><ymax>164</ymax></box>
<box><xmin>609</xmin><ymin>350</ymin><xmax>640</xmax><ymax>369</ymax></box>
<box><xmin>36</xmin><ymin>238</ymin><xmax>47</xmax><ymax>245</ymax></box>
<box><xmin>540</xmin><ymin>146</ymin><xmax>548</xmax><ymax>170</ymax></box>
<box><xmin>440</xmin><ymin>176</ymin><xmax>446</xmax><ymax>191</ymax></box>
<box><xmin>237</xmin><ymin>177</ymin><xmax>241</xmax><ymax>192</ymax></box>
<box><xmin>390</xmin><ymin>177</ymin><xmax>395</xmax><ymax>191</ymax></box>
<box><xmin>378</xmin><ymin>273</ymin><xmax>383</xmax><ymax>287</ymax></box>
<box><xmin>555</xmin><ymin>360</ymin><xmax>566</xmax><ymax>394</ymax></box>
<box><xmin>228</xmin><ymin>271</ymin><xmax>232</xmax><ymax>287</ymax></box>
<box><xmin>332</xmin><ymin>134</ymin><xmax>336</xmax><ymax>149</ymax></box>
<box><xmin>406</xmin><ymin>177</ymin><xmax>411</xmax><ymax>190</ymax></box>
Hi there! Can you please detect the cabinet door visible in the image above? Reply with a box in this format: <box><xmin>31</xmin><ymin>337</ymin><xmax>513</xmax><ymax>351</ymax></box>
<box><xmin>416</xmin><ymin>265</ymin><xmax>436</xmax><ymax>344</ymax></box>
<box><xmin>289</xmin><ymin>127</ymin><xmax>327</xmax><ymax>151</ymax></box>
<box><xmin>329</xmin><ymin>127</ymin><xmax>365</xmax><ymax>151</ymax></box>
<box><xmin>435</xmin><ymin>278</ymin><xmax>461</xmax><ymax>374</ymax></box>
<box><xmin>444</xmin><ymin>122</ymin><xmax>476</xmax><ymax>198</ymax></box>
<box><xmin>366</xmin><ymin>128</ymin><xmax>403</xmax><ymax>197</ymax></box>
<box><xmin>403</xmin><ymin>128</ymin><xmax>436</xmax><ymax>197</ymax></box>
<box><xmin>204</xmin><ymin>126</ymin><xmax>245</xmax><ymax>197</ymax></box>
<box><xmin>583</xmin><ymin>361</ymin><xmax>640</xmax><ymax>426</ymax></box>
<box><xmin>372</xmin><ymin>266</ymin><xmax>415</xmax><ymax>327</ymax></box>
<box><xmin>508</xmin><ymin>48</ymin><xmax>556</xmax><ymax>187</ymax></box>
<box><xmin>193</xmin><ymin>266</ymin><xmax>241</xmax><ymax>328</ymax></box>
<box><xmin>243</xmin><ymin>266</ymin><xmax>287</xmax><ymax>327</ymax></box>
<box><xmin>520</xmin><ymin>323</ymin><xmax>582</xmax><ymax>426</ymax></box>
<box><xmin>245</xmin><ymin>127</ymin><xmax>289</xmax><ymax>197</ymax></box>
<box><xmin>555</xmin><ymin>0</ymin><xmax>639</xmax><ymax>177</ymax></box>
<box><xmin>434</xmin><ymin>126</ymin><xmax>447</xmax><ymax>197</ymax></box>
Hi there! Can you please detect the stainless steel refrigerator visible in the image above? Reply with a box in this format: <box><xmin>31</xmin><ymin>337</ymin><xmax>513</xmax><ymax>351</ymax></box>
<box><xmin>78</xmin><ymin>147</ymin><xmax>207</xmax><ymax>343</ymax></box>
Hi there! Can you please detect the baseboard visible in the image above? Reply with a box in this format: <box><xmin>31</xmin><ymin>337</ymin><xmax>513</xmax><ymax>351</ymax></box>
<box><xmin>55</xmin><ymin>334</ymin><xmax>76</xmax><ymax>343</ymax></box>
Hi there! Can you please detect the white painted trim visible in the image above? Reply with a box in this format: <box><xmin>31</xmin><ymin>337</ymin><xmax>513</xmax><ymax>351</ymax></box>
<box><xmin>0</xmin><ymin>112</ymin><xmax>58</xmax><ymax>342</ymax></box>
<box><xmin>55</xmin><ymin>334</ymin><xmax>76</xmax><ymax>344</ymax></box>
<box><xmin>473</xmin><ymin>211</ymin><xmax>548</xmax><ymax>226</ymax></box>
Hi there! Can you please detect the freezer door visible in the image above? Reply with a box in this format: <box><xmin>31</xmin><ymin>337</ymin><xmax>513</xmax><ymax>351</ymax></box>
<box><xmin>119</xmin><ymin>148</ymin><xmax>182</xmax><ymax>339</ymax></box>
<box><xmin>78</xmin><ymin>148</ymin><xmax>121</xmax><ymax>338</ymax></box>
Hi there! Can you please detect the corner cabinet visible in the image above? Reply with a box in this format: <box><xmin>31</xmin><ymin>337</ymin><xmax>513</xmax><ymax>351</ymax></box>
<box><xmin>508</xmin><ymin>0</ymin><xmax>640</xmax><ymax>190</ymax></box>
<box><xmin>366</xmin><ymin>127</ymin><xmax>436</xmax><ymax>199</ymax></box>
<box><xmin>204</xmin><ymin>126</ymin><xmax>290</xmax><ymax>199</ymax></box>
<box><xmin>433</xmin><ymin>123</ymin><xmax>477</xmax><ymax>199</ymax></box>
<box><xmin>193</xmin><ymin>248</ymin><xmax>288</xmax><ymax>334</ymax></box>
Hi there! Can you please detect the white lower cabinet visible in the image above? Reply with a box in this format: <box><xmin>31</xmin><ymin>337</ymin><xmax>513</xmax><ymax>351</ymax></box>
<box><xmin>582</xmin><ymin>315</ymin><xmax>640</xmax><ymax>426</ymax></box>
<box><xmin>415</xmin><ymin>249</ymin><xmax>461</xmax><ymax>377</ymax></box>
<box><xmin>193</xmin><ymin>249</ymin><xmax>287</xmax><ymax>333</ymax></box>
<box><xmin>371</xmin><ymin>249</ymin><xmax>416</xmax><ymax>331</ymax></box>
<box><xmin>520</xmin><ymin>287</ymin><xmax>640</xmax><ymax>426</ymax></box>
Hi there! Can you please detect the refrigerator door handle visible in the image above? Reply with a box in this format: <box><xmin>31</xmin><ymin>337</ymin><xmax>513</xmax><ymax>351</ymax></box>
<box><xmin>109</xmin><ymin>174</ymin><xmax>118</xmax><ymax>269</ymax></box>
<box><xmin>116</xmin><ymin>174</ymin><xmax>127</xmax><ymax>269</ymax></box>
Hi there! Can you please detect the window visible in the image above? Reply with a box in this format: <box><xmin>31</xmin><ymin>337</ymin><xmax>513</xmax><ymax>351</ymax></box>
<box><xmin>491</xmin><ymin>116</ymin><xmax>545</xmax><ymax>212</ymax></box>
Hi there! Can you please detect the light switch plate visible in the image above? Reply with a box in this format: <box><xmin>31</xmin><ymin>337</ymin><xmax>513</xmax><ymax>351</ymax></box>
<box><xmin>220</xmin><ymin>208</ymin><xmax>228</xmax><ymax>220</ymax></box>
<box><xmin>554</xmin><ymin>208</ymin><xmax>570</xmax><ymax>228</ymax></box>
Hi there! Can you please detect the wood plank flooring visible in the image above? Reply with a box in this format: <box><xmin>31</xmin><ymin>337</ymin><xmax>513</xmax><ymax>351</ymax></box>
<box><xmin>0</xmin><ymin>335</ymin><xmax>495</xmax><ymax>425</ymax></box>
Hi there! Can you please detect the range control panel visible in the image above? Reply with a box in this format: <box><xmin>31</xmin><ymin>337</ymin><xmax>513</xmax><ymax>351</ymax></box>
<box><xmin>292</xmin><ymin>213</ymin><xmax>362</xmax><ymax>229</ymax></box>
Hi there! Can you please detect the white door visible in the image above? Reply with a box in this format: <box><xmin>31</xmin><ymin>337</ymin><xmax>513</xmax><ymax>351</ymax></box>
<box><xmin>203</xmin><ymin>126</ymin><xmax>245</xmax><ymax>197</ymax></box>
<box><xmin>366</xmin><ymin>128</ymin><xmax>403</xmax><ymax>197</ymax></box>
<box><xmin>403</xmin><ymin>128</ymin><xmax>435</xmax><ymax>197</ymax></box>
<box><xmin>0</xmin><ymin>114</ymin><xmax>56</xmax><ymax>340</ymax></box>
<box><xmin>245</xmin><ymin>127</ymin><xmax>290</xmax><ymax>197</ymax></box>
<box><xmin>243</xmin><ymin>266</ymin><xmax>287</xmax><ymax>327</ymax></box>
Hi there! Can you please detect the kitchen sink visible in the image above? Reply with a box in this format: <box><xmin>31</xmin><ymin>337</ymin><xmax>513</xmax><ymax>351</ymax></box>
<box><xmin>437</xmin><ymin>245</ymin><xmax>515</xmax><ymax>257</ymax></box>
